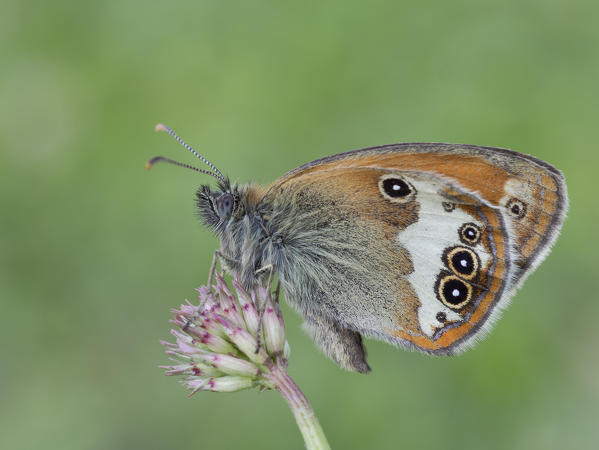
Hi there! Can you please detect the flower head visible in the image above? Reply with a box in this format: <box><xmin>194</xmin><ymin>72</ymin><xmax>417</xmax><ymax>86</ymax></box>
<box><xmin>161</xmin><ymin>272</ymin><xmax>289</xmax><ymax>395</ymax></box>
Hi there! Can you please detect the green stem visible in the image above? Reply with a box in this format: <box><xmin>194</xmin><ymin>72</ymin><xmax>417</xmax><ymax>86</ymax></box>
<box><xmin>267</xmin><ymin>361</ymin><xmax>331</xmax><ymax>450</ymax></box>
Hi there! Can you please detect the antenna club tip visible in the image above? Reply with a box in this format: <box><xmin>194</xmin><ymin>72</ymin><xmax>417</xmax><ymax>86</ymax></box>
<box><xmin>155</xmin><ymin>123</ymin><xmax>169</xmax><ymax>133</ymax></box>
<box><xmin>145</xmin><ymin>161</ymin><xmax>153</xmax><ymax>171</ymax></box>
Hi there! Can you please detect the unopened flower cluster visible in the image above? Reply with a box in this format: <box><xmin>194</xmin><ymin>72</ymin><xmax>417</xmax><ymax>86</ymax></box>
<box><xmin>161</xmin><ymin>273</ymin><xmax>289</xmax><ymax>395</ymax></box>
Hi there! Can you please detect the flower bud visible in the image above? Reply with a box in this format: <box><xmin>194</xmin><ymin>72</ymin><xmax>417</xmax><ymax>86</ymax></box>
<box><xmin>263</xmin><ymin>297</ymin><xmax>285</xmax><ymax>355</ymax></box>
<box><xmin>185</xmin><ymin>376</ymin><xmax>256</xmax><ymax>394</ymax></box>
<box><xmin>195</xmin><ymin>330</ymin><xmax>236</xmax><ymax>354</ymax></box>
<box><xmin>233</xmin><ymin>279</ymin><xmax>260</xmax><ymax>335</ymax></box>
<box><xmin>201</xmin><ymin>354</ymin><xmax>259</xmax><ymax>377</ymax></box>
<box><xmin>215</xmin><ymin>315</ymin><xmax>268</xmax><ymax>365</ymax></box>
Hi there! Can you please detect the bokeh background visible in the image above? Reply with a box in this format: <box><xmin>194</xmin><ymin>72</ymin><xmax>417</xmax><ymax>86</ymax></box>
<box><xmin>1</xmin><ymin>1</ymin><xmax>597</xmax><ymax>449</ymax></box>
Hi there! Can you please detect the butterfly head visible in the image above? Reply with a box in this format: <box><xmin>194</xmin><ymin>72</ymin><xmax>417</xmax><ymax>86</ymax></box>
<box><xmin>196</xmin><ymin>179</ymin><xmax>240</xmax><ymax>233</ymax></box>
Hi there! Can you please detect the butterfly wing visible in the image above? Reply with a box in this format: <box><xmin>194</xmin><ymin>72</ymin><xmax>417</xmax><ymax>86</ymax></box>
<box><xmin>260</xmin><ymin>144</ymin><xmax>567</xmax><ymax>367</ymax></box>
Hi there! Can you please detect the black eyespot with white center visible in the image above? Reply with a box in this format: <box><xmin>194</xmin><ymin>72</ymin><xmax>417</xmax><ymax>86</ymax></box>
<box><xmin>378</xmin><ymin>175</ymin><xmax>416</xmax><ymax>203</ymax></box>
<box><xmin>506</xmin><ymin>198</ymin><xmax>527</xmax><ymax>219</ymax></box>
<box><xmin>383</xmin><ymin>178</ymin><xmax>410</xmax><ymax>197</ymax></box>
<box><xmin>459</xmin><ymin>222</ymin><xmax>481</xmax><ymax>245</ymax></box>
<box><xmin>443</xmin><ymin>246</ymin><xmax>479</xmax><ymax>280</ymax></box>
<box><xmin>435</xmin><ymin>273</ymin><xmax>473</xmax><ymax>309</ymax></box>
<box><xmin>436</xmin><ymin>312</ymin><xmax>447</xmax><ymax>323</ymax></box>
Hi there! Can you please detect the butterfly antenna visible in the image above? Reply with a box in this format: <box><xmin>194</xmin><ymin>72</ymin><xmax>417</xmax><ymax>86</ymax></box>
<box><xmin>145</xmin><ymin>156</ymin><xmax>223</xmax><ymax>181</ymax></box>
<box><xmin>154</xmin><ymin>123</ymin><xmax>225</xmax><ymax>182</ymax></box>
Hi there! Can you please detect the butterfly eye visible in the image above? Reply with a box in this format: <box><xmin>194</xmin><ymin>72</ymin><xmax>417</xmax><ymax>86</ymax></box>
<box><xmin>444</xmin><ymin>247</ymin><xmax>479</xmax><ymax>280</ymax></box>
<box><xmin>506</xmin><ymin>198</ymin><xmax>527</xmax><ymax>219</ymax></box>
<box><xmin>436</xmin><ymin>274</ymin><xmax>473</xmax><ymax>309</ymax></box>
<box><xmin>459</xmin><ymin>223</ymin><xmax>482</xmax><ymax>245</ymax></box>
<box><xmin>216</xmin><ymin>193</ymin><xmax>234</xmax><ymax>218</ymax></box>
<box><xmin>379</xmin><ymin>175</ymin><xmax>415</xmax><ymax>202</ymax></box>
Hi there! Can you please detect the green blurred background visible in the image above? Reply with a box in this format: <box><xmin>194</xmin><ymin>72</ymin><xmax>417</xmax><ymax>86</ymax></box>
<box><xmin>1</xmin><ymin>1</ymin><xmax>597</xmax><ymax>449</ymax></box>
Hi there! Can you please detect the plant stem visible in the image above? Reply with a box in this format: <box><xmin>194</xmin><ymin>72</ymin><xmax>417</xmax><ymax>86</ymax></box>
<box><xmin>267</xmin><ymin>360</ymin><xmax>331</xmax><ymax>450</ymax></box>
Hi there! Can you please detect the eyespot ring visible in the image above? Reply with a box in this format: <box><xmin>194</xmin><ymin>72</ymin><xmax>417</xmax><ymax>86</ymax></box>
<box><xmin>378</xmin><ymin>174</ymin><xmax>416</xmax><ymax>203</ymax></box>
<box><xmin>506</xmin><ymin>198</ymin><xmax>526</xmax><ymax>219</ymax></box>
<box><xmin>458</xmin><ymin>222</ymin><xmax>482</xmax><ymax>246</ymax></box>
<box><xmin>443</xmin><ymin>246</ymin><xmax>480</xmax><ymax>280</ymax></box>
<box><xmin>435</xmin><ymin>273</ymin><xmax>473</xmax><ymax>310</ymax></box>
<box><xmin>442</xmin><ymin>202</ymin><xmax>455</xmax><ymax>212</ymax></box>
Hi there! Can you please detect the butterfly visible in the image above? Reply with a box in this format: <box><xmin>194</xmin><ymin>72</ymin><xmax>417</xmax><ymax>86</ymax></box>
<box><xmin>148</xmin><ymin>124</ymin><xmax>568</xmax><ymax>373</ymax></box>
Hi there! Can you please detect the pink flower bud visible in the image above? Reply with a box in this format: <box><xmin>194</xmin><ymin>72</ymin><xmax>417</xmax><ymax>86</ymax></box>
<box><xmin>233</xmin><ymin>279</ymin><xmax>260</xmax><ymax>335</ymax></box>
<box><xmin>215</xmin><ymin>315</ymin><xmax>268</xmax><ymax>365</ymax></box>
<box><xmin>202</xmin><ymin>354</ymin><xmax>259</xmax><ymax>377</ymax></box>
<box><xmin>263</xmin><ymin>298</ymin><xmax>285</xmax><ymax>355</ymax></box>
<box><xmin>201</xmin><ymin>376</ymin><xmax>255</xmax><ymax>393</ymax></box>
<box><xmin>195</xmin><ymin>330</ymin><xmax>236</xmax><ymax>354</ymax></box>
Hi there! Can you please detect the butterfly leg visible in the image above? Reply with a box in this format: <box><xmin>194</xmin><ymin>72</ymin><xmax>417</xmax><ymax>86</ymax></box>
<box><xmin>274</xmin><ymin>280</ymin><xmax>281</xmax><ymax>304</ymax></box>
<box><xmin>303</xmin><ymin>316</ymin><xmax>371</xmax><ymax>374</ymax></box>
<box><xmin>208</xmin><ymin>249</ymin><xmax>239</xmax><ymax>287</ymax></box>
<box><xmin>183</xmin><ymin>250</ymin><xmax>238</xmax><ymax>332</ymax></box>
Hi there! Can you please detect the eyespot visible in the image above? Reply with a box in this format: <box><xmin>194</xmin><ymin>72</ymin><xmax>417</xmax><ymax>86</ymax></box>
<box><xmin>378</xmin><ymin>175</ymin><xmax>416</xmax><ymax>202</ymax></box>
<box><xmin>459</xmin><ymin>222</ymin><xmax>481</xmax><ymax>246</ymax></box>
<box><xmin>382</xmin><ymin>177</ymin><xmax>411</xmax><ymax>197</ymax></box>
<box><xmin>443</xmin><ymin>246</ymin><xmax>479</xmax><ymax>280</ymax></box>
<box><xmin>436</xmin><ymin>273</ymin><xmax>473</xmax><ymax>309</ymax></box>
<box><xmin>506</xmin><ymin>198</ymin><xmax>526</xmax><ymax>219</ymax></box>
<box><xmin>442</xmin><ymin>202</ymin><xmax>455</xmax><ymax>212</ymax></box>
<box><xmin>436</xmin><ymin>312</ymin><xmax>447</xmax><ymax>323</ymax></box>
